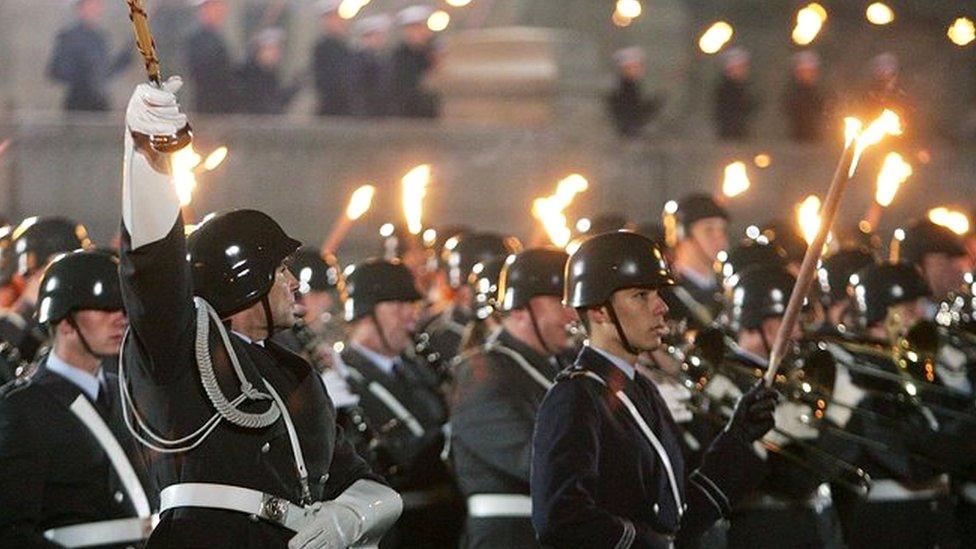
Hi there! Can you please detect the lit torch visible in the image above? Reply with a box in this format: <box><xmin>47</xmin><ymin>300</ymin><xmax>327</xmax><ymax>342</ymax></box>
<box><xmin>792</xmin><ymin>3</ymin><xmax>827</xmax><ymax>46</ymax></box>
<box><xmin>928</xmin><ymin>207</ymin><xmax>970</xmax><ymax>235</ymax></box>
<box><xmin>402</xmin><ymin>164</ymin><xmax>431</xmax><ymax>235</ymax></box>
<box><xmin>532</xmin><ymin>174</ymin><xmax>589</xmax><ymax>248</ymax></box>
<box><xmin>764</xmin><ymin>109</ymin><xmax>903</xmax><ymax>386</ymax></box>
<box><xmin>322</xmin><ymin>184</ymin><xmax>376</xmax><ymax>254</ymax></box>
<box><xmin>862</xmin><ymin>151</ymin><xmax>912</xmax><ymax>231</ymax></box>
<box><xmin>721</xmin><ymin>161</ymin><xmax>751</xmax><ymax>200</ymax></box>
<box><xmin>699</xmin><ymin>21</ymin><xmax>734</xmax><ymax>54</ymax></box>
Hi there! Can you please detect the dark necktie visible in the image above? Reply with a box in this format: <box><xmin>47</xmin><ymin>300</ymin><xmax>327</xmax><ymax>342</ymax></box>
<box><xmin>94</xmin><ymin>378</ymin><xmax>113</xmax><ymax>420</ymax></box>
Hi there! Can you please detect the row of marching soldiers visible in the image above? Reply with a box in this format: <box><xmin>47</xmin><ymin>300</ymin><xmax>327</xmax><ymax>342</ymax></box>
<box><xmin>0</xmin><ymin>81</ymin><xmax>973</xmax><ymax>549</ymax></box>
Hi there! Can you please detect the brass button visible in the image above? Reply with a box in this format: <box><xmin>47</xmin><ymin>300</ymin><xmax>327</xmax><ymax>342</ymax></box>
<box><xmin>261</xmin><ymin>442</ymin><xmax>270</xmax><ymax>453</ymax></box>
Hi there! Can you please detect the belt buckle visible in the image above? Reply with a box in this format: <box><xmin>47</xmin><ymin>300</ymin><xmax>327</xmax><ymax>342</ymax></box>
<box><xmin>261</xmin><ymin>494</ymin><xmax>290</xmax><ymax>525</ymax></box>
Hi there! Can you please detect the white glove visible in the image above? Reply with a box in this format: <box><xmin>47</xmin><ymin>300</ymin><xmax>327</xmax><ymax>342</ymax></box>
<box><xmin>122</xmin><ymin>76</ymin><xmax>187</xmax><ymax>249</ymax></box>
<box><xmin>289</xmin><ymin>480</ymin><xmax>402</xmax><ymax>549</ymax></box>
<box><xmin>125</xmin><ymin>76</ymin><xmax>187</xmax><ymax>139</ymax></box>
<box><xmin>763</xmin><ymin>401</ymin><xmax>819</xmax><ymax>447</ymax></box>
<box><xmin>289</xmin><ymin>501</ymin><xmax>362</xmax><ymax>549</ymax></box>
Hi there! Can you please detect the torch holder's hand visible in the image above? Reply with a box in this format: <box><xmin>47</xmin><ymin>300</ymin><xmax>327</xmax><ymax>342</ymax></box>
<box><xmin>126</xmin><ymin>77</ymin><xmax>192</xmax><ymax>161</ymax></box>
<box><xmin>726</xmin><ymin>380</ymin><xmax>780</xmax><ymax>445</ymax></box>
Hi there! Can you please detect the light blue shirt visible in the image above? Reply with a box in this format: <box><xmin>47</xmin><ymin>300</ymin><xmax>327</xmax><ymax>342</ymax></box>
<box><xmin>589</xmin><ymin>345</ymin><xmax>636</xmax><ymax>380</ymax></box>
<box><xmin>45</xmin><ymin>350</ymin><xmax>102</xmax><ymax>401</ymax></box>
<box><xmin>350</xmin><ymin>342</ymin><xmax>397</xmax><ymax>376</ymax></box>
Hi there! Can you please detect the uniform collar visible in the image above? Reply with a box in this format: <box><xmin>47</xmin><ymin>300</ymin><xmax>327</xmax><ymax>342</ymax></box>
<box><xmin>587</xmin><ymin>344</ymin><xmax>636</xmax><ymax>380</ymax></box>
<box><xmin>233</xmin><ymin>330</ymin><xmax>265</xmax><ymax>347</ymax></box>
<box><xmin>494</xmin><ymin>328</ymin><xmax>560</xmax><ymax>378</ymax></box>
<box><xmin>45</xmin><ymin>350</ymin><xmax>102</xmax><ymax>401</ymax></box>
<box><xmin>350</xmin><ymin>341</ymin><xmax>397</xmax><ymax>376</ymax></box>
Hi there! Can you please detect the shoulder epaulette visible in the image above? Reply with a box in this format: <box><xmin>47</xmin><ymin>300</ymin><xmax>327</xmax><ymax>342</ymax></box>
<box><xmin>0</xmin><ymin>375</ymin><xmax>34</xmax><ymax>398</ymax></box>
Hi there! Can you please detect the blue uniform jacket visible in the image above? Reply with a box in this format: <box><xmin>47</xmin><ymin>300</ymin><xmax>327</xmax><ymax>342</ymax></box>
<box><xmin>531</xmin><ymin>346</ymin><xmax>764</xmax><ymax>548</ymax></box>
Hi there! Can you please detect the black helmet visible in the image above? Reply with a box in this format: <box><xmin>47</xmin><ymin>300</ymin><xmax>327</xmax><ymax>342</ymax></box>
<box><xmin>898</xmin><ymin>220</ymin><xmax>966</xmax><ymax>266</ymax></box>
<box><xmin>728</xmin><ymin>265</ymin><xmax>798</xmax><ymax>332</ymax></box>
<box><xmin>6</xmin><ymin>216</ymin><xmax>91</xmax><ymax>279</ymax></box>
<box><xmin>759</xmin><ymin>220</ymin><xmax>807</xmax><ymax>265</ymax></box>
<box><xmin>850</xmin><ymin>262</ymin><xmax>930</xmax><ymax>328</ymax></box>
<box><xmin>720</xmin><ymin>239</ymin><xmax>788</xmax><ymax>282</ymax></box>
<box><xmin>672</xmin><ymin>193</ymin><xmax>729</xmax><ymax>234</ymax></box>
<box><xmin>37</xmin><ymin>250</ymin><xmax>123</xmax><ymax>325</ymax></box>
<box><xmin>187</xmin><ymin>209</ymin><xmax>301</xmax><ymax>318</ymax></box>
<box><xmin>342</xmin><ymin>258</ymin><xmax>422</xmax><ymax>321</ymax></box>
<box><xmin>288</xmin><ymin>246</ymin><xmax>342</xmax><ymax>295</ymax></box>
<box><xmin>817</xmin><ymin>247</ymin><xmax>876</xmax><ymax>306</ymax></box>
<box><xmin>469</xmin><ymin>256</ymin><xmax>506</xmax><ymax>320</ymax></box>
<box><xmin>498</xmin><ymin>248</ymin><xmax>568</xmax><ymax>311</ymax></box>
<box><xmin>565</xmin><ymin>231</ymin><xmax>675</xmax><ymax>308</ymax></box>
<box><xmin>442</xmin><ymin>232</ymin><xmax>521</xmax><ymax>289</ymax></box>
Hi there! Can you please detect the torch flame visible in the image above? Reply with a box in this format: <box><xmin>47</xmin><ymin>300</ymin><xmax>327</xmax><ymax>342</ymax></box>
<box><xmin>874</xmin><ymin>152</ymin><xmax>912</xmax><ymax>207</ymax></box>
<box><xmin>948</xmin><ymin>17</ymin><xmax>975</xmax><ymax>47</ymax></box>
<box><xmin>699</xmin><ymin>21</ymin><xmax>734</xmax><ymax>54</ymax></box>
<box><xmin>928</xmin><ymin>207</ymin><xmax>970</xmax><ymax>235</ymax></box>
<box><xmin>796</xmin><ymin>194</ymin><xmax>823</xmax><ymax>245</ymax></box>
<box><xmin>202</xmin><ymin>146</ymin><xmax>228</xmax><ymax>171</ymax></box>
<box><xmin>615</xmin><ymin>0</ymin><xmax>642</xmax><ymax>19</ymax></box>
<box><xmin>346</xmin><ymin>184</ymin><xmax>376</xmax><ymax>220</ymax></box>
<box><xmin>402</xmin><ymin>164</ymin><xmax>431</xmax><ymax>235</ymax></box>
<box><xmin>338</xmin><ymin>0</ymin><xmax>371</xmax><ymax>20</ymax></box>
<box><xmin>792</xmin><ymin>3</ymin><xmax>827</xmax><ymax>46</ymax></box>
<box><xmin>722</xmin><ymin>161</ymin><xmax>751</xmax><ymax>198</ymax></box>
<box><xmin>848</xmin><ymin>109</ymin><xmax>902</xmax><ymax>177</ymax></box>
<box><xmin>532</xmin><ymin>174</ymin><xmax>590</xmax><ymax>248</ymax></box>
<box><xmin>170</xmin><ymin>145</ymin><xmax>203</xmax><ymax>207</ymax></box>
<box><xmin>866</xmin><ymin>2</ymin><xmax>894</xmax><ymax>26</ymax></box>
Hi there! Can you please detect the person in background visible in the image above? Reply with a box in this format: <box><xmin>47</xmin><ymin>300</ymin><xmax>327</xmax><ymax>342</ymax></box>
<box><xmin>783</xmin><ymin>50</ymin><xmax>831</xmax><ymax>143</ymax></box>
<box><xmin>352</xmin><ymin>14</ymin><xmax>393</xmax><ymax>117</ymax></box>
<box><xmin>606</xmin><ymin>46</ymin><xmax>664</xmax><ymax>138</ymax></box>
<box><xmin>234</xmin><ymin>28</ymin><xmax>302</xmax><ymax>114</ymax></box>
<box><xmin>311</xmin><ymin>0</ymin><xmax>356</xmax><ymax>117</ymax></box>
<box><xmin>389</xmin><ymin>5</ymin><xmax>440</xmax><ymax>118</ymax></box>
<box><xmin>714</xmin><ymin>47</ymin><xmax>758</xmax><ymax>141</ymax></box>
<box><xmin>185</xmin><ymin>0</ymin><xmax>236</xmax><ymax>114</ymax></box>
<box><xmin>47</xmin><ymin>0</ymin><xmax>133</xmax><ymax>112</ymax></box>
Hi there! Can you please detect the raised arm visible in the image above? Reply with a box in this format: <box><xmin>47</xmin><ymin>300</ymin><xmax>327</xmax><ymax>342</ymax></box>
<box><xmin>118</xmin><ymin>78</ymin><xmax>196</xmax><ymax>383</ymax></box>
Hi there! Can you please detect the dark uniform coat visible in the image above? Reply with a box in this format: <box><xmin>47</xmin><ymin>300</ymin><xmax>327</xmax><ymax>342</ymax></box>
<box><xmin>451</xmin><ymin>329</ymin><xmax>559</xmax><ymax>548</ymax></box>
<box><xmin>0</xmin><ymin>362</ymin><xmax>153</xmax><ymax>548</ymax></box>
<box><xmin>388</xmin><ymin>42</ymin><xmax>439</xmax><ymax>118</ymax></box>
<box><xmin>185</xmin><ymin>26</ymin><xmax>236</xmax><ymax>114</ymax></box>
<box><xmin>120</xmin><ymin>220</ymin><xmax>379</xmax><ymax>548</ymax></box>
<box><xmin>47</xmin><ymin>22</ymin><xmax>132</xmax><ymax>111</ymax></box>
<box><xmin>312</xmin><ymin>35</ymin><xmax>355</xmax><ymax>116</ymax></box>
<box><xmin>713</xmin><ymin>76</ymin><xmax>757</xmax><ymax>141</ymax></box>
<box><xmin>606</xmin><ymin>77</ymin><xmax>662</xmax><ymax>138</ymax></box>
<box><xmin>532</xmin><ymin>346</ymin><xmax>765</xmax><ymax>548</ymax></box>
<box><xmin>665</xmin><ymin>274</ymin><xmax>725</xmax><ymax>332</ymax></box>
<box><xmin>418</xmin><ymin>305</ymin><xmax>470</xmax><ymax>375</ymax></box>
<box><xmin>352</xmin><ymin>48</ymin><xmax>389</xmax><ymax>117</ymax></box>
<box><xmin>233</xmin><ymin>59</ymin><xmax>301</xmax><ymax>115</ymax></box>
<box><xmin>0</xmin><ymin>303</ymin><xmax>45</xmax><ymax>379</ymax></box>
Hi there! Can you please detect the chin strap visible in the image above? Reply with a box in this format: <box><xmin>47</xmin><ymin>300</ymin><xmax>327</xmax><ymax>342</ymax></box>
<box><xmin>525</xmin><ymin>302</ymin><xmax>562</xmax><ymax>366</ymax></box>
<box><xmin>260</xmin><ymin>295</ymin><xmax>275</xmax><ymax>342</ymax></box>
<box><xmin>65</xmin><ymin>313</ymin><xmax>109</xmax><ymax>361</ymax></box>
<box><xmin>605</xmin><ymin>301</ymin><xmax>641</xmax><ymax>356</ymax></box>
<box><xmin>369</xmin><ymin>312</ymin><xmax>398</xmax><ymax>357</ymax></box>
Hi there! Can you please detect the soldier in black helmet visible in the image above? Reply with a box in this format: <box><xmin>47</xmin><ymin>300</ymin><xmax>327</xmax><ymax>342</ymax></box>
<box><xmin>715</xmin><ymin>265</ymin><xmax>846</xmax><ymax>548</ymax></box>
<box><xmin>118</xmin><ymin>78</ymin><xmax>400</xmax><ymax>548</ymax></box>
<box><xmin>456</xmin><ymin>256</ymin><xmax>507</xmax><ymax>355</ymax></box>
<box><xmin>665</xmin><ymin>194</ymin><xmax>730</xmax><ymax>330</ymax></box>
<box><xmin>419</xmin><ymin>232</ymin><xmax>520</xmax><ymax>373</ymax></box>
<box><xmin>339</xmin><ymin>258</ymin><xmax>462</xmax><ymax>548</ymax></box>
<box><xmin>822</xmin><ymin>262</ymin><xmax>964</xmax><ymax>548</ymax></box>
<box><xmin>451</xmin><ymin>248</ymin><xmax>573</xmax><ymax>548</ymax></box>
<box><xmin>899</xmin><ymin>220</ymin><xmax>971</xmax><ymax>314</ymax></box>
<box><xmin>0</xmin><ymin>216</ymin><xmax>92</xmax><ymax>370</ymax></box>
<box><xmin>531</xmin><ymin>231</ymin><xmax>777</xmax><ymax>548</ymax></box>
<box><xmin>0</xmin><ymin>250</ymin><xmax>155</xmax><ymax>547</ymax></box>
<box><xmin>816</xmin><ymin>247</ymin><xmax>876</xmax><ymax>331</ymax></box>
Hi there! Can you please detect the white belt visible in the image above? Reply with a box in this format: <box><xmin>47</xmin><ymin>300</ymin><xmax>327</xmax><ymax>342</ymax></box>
<box><xmin>43</xmin><ymin>516</ymin><xmax>157</xmax><ymax>548</ymax></box>
<box><xmin>866</xmin><ymin>476</ymin><xmax>949</xmax><ymax>502</ymax></box>
<box><xmin>467</xmin><ymin>494</ymin><xmax>532</xmax><ymax>517</ymax></box>
<box><xmin>160</xmin><ymin>483</ymin><xmax>309</xmax><ymax>532</ymax></box>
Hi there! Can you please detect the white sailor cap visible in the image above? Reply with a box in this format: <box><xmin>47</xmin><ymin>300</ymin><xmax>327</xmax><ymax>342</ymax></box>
<box><xmin>354</xmin><ymin>14</ymin><xmax>393</xmax><ymax>36</ymax></box>
<box><xmin>721</xmin><ymin>46</ymin><xmax>750</xmax><ymax>67</ymax></box>
<box><xmin>315</xmin><ymin>0</ymin><xmax>342</xmax><ymax>15</ymax></box>
<box><xmin>396</xmin><ymin>5</ymin><xmax>434</xmax><ymax>27</ymax></box>
<box><xmin>613</xmin><ymin>46</ymin><xmax>645</xmax><ymax>66</ymax></box>
<box><xmin>253</xmin><ymin>27</ymin><xmax>286</xmax><ymax>47</ymax></box>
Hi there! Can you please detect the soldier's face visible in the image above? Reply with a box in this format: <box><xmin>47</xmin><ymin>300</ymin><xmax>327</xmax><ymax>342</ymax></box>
<box><xmin>609</xmin><ymin>287</ymin><xmax>670</xmax><ymax>351</ymax></box>
<box><xmin>77</xmin><ymin>0</ymin><xmax>104</xmax><ymax>23</ymax></box>
<box><xmin>526</xmin><ymin>296</ymin><xmax>576</xmax><ymax>353</ymax></box>
<box><xmin>920</xmin><ymin>253</ymin><xmax>967</xmax><ymax>299</ymax></box>
<box><xmin>689</xmin><ymin>218</ymin><xmax>729</xmax><ymax>262</ymax></box>
<box><xmin>374</xmin><ymin>301</ymin><xmax>420</xmax><ymax>353</ymax></box>
<box><xmin>299</xmin><ymin>291</ymin><xmax>335</xmax><ymax>324</ymax></box>
<box><xmin>69</xmin><ymin>309</ymin><xmax>127</xmax><ymax>356</ymax></box>
<box><xmin>268</xmin><ymin>264</ymin><xmax>301</xmax><ymax>329</ymax></box>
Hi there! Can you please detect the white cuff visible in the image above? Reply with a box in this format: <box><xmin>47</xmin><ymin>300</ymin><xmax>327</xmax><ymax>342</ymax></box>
<box><xmin>122</xmin><ymin>130</ymin><xmax>181</xmax><ymax>250</ymax></box>
<box><xmin>333</xmin><ymin>480</ymin><xmax>402</xmax><ymax>546</ymax></box>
